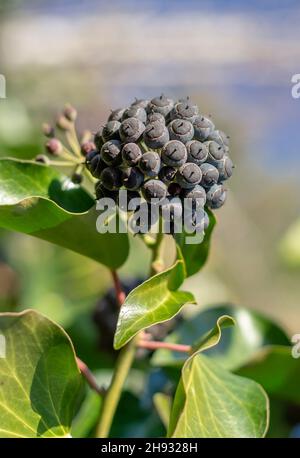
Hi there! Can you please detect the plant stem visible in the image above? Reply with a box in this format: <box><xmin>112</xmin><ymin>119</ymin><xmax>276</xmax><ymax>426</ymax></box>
<box><xmin>150</xmin><ymin>229</ymin><xmax>164</xmax><ymax>276</ymax></box>
<box><xmin>95</xmin><ymin>336</ymin><xmax>138</xmax><ymax>438</ymax></box>
<box><xmin>138</xmin><ymin>340</ymin><xmax>191</xmax><ymax>353</ymax></box>
<box><xmin>76</xmin><ymin>357</ymin><xmax>105</xmax><ymax>396</ymax></box>
<box><xmin>111</xmin><ymin>270</ymin><xmax>126</xmax><ymax>306</ymax></box>
<box><xmin>96</xmin><ymin>232</ymin><xmax>165</xmax><ymax>438</ymax></box>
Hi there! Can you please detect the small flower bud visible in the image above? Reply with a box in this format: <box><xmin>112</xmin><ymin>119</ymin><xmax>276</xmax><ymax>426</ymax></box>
<box><xmin>42</xmin><ymin>123</ymin><xmax>55</xmax><ymax>138</ymax></box>
<box><xmin>81</xmin><ymin>141</ymin><xmax>96</xmax><ymax>156</ymax></box>
<box><xmin>56</xmin><ymin>115</ymin><xmax>72</xmax><ymax>131</ymax></box>
<box><xmin>63</xmin><ymin>104</ymin><xmax>77</xmax><ymax>122</ymax></box>
<box><xmin>71</xmin><ymin>172</ymin><xmax>83</xmax><ymax>184</ymax></box>
<box><xmin>35</xmin><ymin>154</ymin><xmax>49</xmax><ymax>165</ymax></box>
<box><xmin>45</xmin><ymin>138</ymin><xmax>63</xmax><ymax>156</ymax></box>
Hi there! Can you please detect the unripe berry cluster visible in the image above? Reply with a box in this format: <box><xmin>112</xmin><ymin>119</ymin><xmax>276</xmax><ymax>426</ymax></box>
<box><xmin>86</xmin><ymin>95</ymin><xmax>234</xmax><ymax>233</ymax></box>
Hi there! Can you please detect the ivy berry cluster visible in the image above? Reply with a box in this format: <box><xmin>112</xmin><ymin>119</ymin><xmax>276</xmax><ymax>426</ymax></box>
<box><xmin>86</xmin><ymin>95</ymin><xmax>234</xmax><ymax>232</ymax></box>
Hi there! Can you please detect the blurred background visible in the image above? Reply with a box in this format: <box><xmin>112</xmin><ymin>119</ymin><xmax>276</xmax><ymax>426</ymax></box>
<box><xmin>0</xmin><ymin>0</ymin><xmax>300</xmax><ymax>435</ymax></box>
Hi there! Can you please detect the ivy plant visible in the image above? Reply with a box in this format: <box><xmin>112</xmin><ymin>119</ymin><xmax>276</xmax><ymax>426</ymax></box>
<box><xmin>0</xmin><ymin>98</ymin><xmax>294</xmax><ymax>439</ymax></box>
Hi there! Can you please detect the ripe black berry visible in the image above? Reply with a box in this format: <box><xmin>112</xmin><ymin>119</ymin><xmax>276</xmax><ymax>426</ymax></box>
<box><xmin>168</xmin><ymin>119</ymin><xmax>194</xmax><ymax>144</ymax></box>
<box><xmin>158</xmin><ymin>166</ymin><xmax>177</xmax><ymax>184</ymax></box>
<box><xmin>168</xmin><ymin>182</ymin><xmax>182</xmax><ymax>196</ymax></box>
<box><xmin>213</xmin><ymin>154</ymin><xmax>234</xmax><ymax>182</ymax></box>
<box><xmin>139</xmin><ymin>151</ymin><xmax>161</xmax><ymax>177</ymax></box>
<box><xmin>200</xmin><ymin>163</ymin><xmax>219</xmax><ymax>188</ymax></box>
<box><xmin>208</xmin><ymin>129</ymin><xmax>229</xmax><ymax>149</ymax></box>
<box><xmin>181</xmin><ymin>184</ymin><xmax>206</xmax><ymax>208</ymax></box>
<box><xmin>176</xmin><ymin>162</ymin><xmax>202</xmax><ymax>189</ymax></box>
<box><xmin>86</xmin><ymin>150</ymin><xmax>106</xmax><ymax>178</ymax></box>
<box><xmin>119</xmin><ymin>117</ymin><xmax>145</xmax><ymax>143</ymax></box>
<box><xmin>170</xmin><ymin>101</ymin><xmax>199</xmax><ymax>122</ymax></box>
<box><xmin>102</xmin><ymin>121</ymin><xmax>121</xmax><ymax>141</ymax></box>
<box><xmin>143</xmin><ymin>121</ymin><xmax>169</xmax><ymax>149</ymax></box>
<box><xmin>186</xmin><ymin>140</ymin><xmax>208</xmax><ymax>165</ymax></box>
<box><xmin>123</xmin><ymin>105</ymin><xmax>147</xmax><ymax>124</ymax></box>
<box><xmin>100</xmin><ymin>140</ymin><xmax>122</xmax><ymax>165</ymax></box>
<box><xmin>193</xmin><ymin>116</ymin><xmax>215</xmax><ymax>141</ymax></box>
<box><xmin>142</xmin><ymin>179</ymin><xmax>167</xmax><ymax>203</ymax></box>
<box><xmin>206</xmin><ymin>184</ymin><xmax>227</xmax><ymax>209</ymax></box>
<box><xmin>131</xmin><ymin>98</ymin><xmax>149</xmax><ymax>109</ymax></box>
<box><xmin>161</xmin><ymin>140</ymin><xmax>187</xmax><ymax>168</ymax></box>
<box><xmin>108</xmin><ymin>108</ymin><xmax>125</xmax><ymax>122</ymax></box>
<box><xmin>122</xmin><ymin>143</ymin><xmax>142</xmax><ymax>166</ymax></box>
<box><xmin>147</xmin><ymin>94</ymin><xmax>174</xmax><ymax>117</ymax></box>
<box><xmin>147</xmin><ymin>112</ymin><xmax>165</xmax><ymax>125</ymax></box>
<box><xmin>94</xmin><ymin>128</ymin><xmax>104</xmax><ymax>150</ymax></box>
<box><xmin>95</xmin><ymin>182</ymin><xmax>118</xmax><ymax>200</ymax></box>
<box><xmin>100</xmin><ymin>166</ymin><xmax>122</xmax><ymax>191</ymax></box>
<box><xmin>122</xmin><ymin>167</ymin><xmax>144</xmax><ymax>190</ymax></box>
<box><xmin>205</xmin><ymin>140</ymin><xmax>225</xmax><ymax>161</ymax></box>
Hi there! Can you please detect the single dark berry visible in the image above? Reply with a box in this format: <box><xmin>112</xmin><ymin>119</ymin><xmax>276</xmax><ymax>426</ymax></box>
<box><xmin>100</xmin><ymin>166</ymin><xmax>122</xmax><ymax>190</ymax></box>
<box><xmin>119</xmin><ymin>117</ymin><xmax>145</xmax><ymax>143</ymax></box>
<box><xmin>45</xmin><ymin>138</ymin><xmax>63</xmax><ymax>156</ymax></box>
<box><xmin>139</xmin><ymin>151</ymin><xmax>161</xmax><ymax>177</ymax></box>
<box><xmin>122</xmin><ymin>167</ymin><xmax>144</xmax><ymax>190</ymax></box>
<box><xmin>176</xmin><ymin>162</ymin><xmax>202</xmax><ymax>189</ymax></box>
<box><xmin>100</xmin><ymin>140</ymin><xmax>122</xmax><ymax>165</ymax></box>
<box><xmin>212</xmin><ymin>154</ymin><xmax>234</xmax><ymax>182</ymax></box>
<box><xmin>95</xmin><ymin>182</ymin><xmax>118</xmax><ymax>201</ymax></box>
<box><xmin>181</xmin><ymin>184</ymin><xmax>206</xmax><ymax>208</ymax></box>
<box><xmin>143</xmin><ymin>121</ymin><xmax>169</xmax><ymax>149</ymax></box>
<box><xmin>147</xmin><ymin>112</ymin><xmax>165</xmax><ymax>125</ymax></box>
<box><xmin>168</xmin><ymin>119</ymin><xmax>194</xmax><ymax>144</ymax></box>
<box><xmin>200</xmin><ymin>163</ymin><xmax>219</xmax><ymax>188</ymax></box>
<box><xmin>193</xmin><ymin>115</ymin><xmax>215</xmax><ymax>141</ymax></box>
<box><xmin>205</xmin><ymin>140</ymin><xmax>225</xmax><ymax>162</ymax></box>
<box><xmin>123</xmin><ymin>106</ymin><xmax>147</xmax><ymax>123</ymax></box>
<box><xmin>161</xmin><ymin>140</ymin><xmax>187</xmax><ymax>167</ymax></box>
<box><xmin>206</xmin><ymin>184</ymin><xmax>227</xmax><ymax>209</ymax></box>
<box><xmin>158</xmin><ymin>166</ymin><xmax>177</xmax><ymax>184</ymax></box>
<box><xmin>122</xmin><ymin>143</ymin><xmax>142</xmax><ymax>166</ymax></box>
<box><xmin>102</xmin><ymin>121</ymin><xmax>121</xmax><ymax>141</ymax></box>
<box><xmin>35</xmin><ymin>154</ymin><xmax>49</xmax><ymax>164</ymax></box>
<box><xmin>86</xmin><ymin>151</ymin><xmax>107</xmax><ymax>178</ymax></box>
<box><xmin>81</xmin><ymin>141</ymin><xmax>96</xmax><ymax>156</ymax></box>
<box><xmin>147</xmin><ymin>94</ymin><xmax>174</xmax><ymax>117</ymax></box>
<box><xmin>142</xmin><ymin>179</ymin><xmax>167</xmax><ymax>203</ymax></box>
<box><xmin>168</xmin><ymin>182</ymin><xmax>182</xmax><ymax>196</ymax></box>
<box><xmin>207</xmin><ymin>129</ymin><xmax>230</xmax><ymax>149</ymax></box>
<box><xmin>170</xmin><ymin>101</ymin><xmax>199</xmax><ymax>122</ymax></box>
<box><xmin>186</xmin><ymin>140</ymin><xmax>208</xmax><ymax>165</ymax></box>
<box><xmin>94</xmin><ymin>128</ymin><xmax>104</xmax><ymax>150</ymax></box>
<box><xmin>108</xmin><ymin>108</ymin><xmax>125</xmax><ymax>122</ymax></box>
<box><xmin>131</xmin><ymin>98</ymin><xmax>149</xmax><ymax>109</ymax></box>
<box><xmin>71</xmin><ymin>172</ymin><xmax>83</xmax><ymax>184</ymax></box>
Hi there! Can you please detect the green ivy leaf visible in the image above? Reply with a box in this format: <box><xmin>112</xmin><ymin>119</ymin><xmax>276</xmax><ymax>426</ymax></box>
<box><xmin>237</xmin><ymin>346</ymin><xmax>300</xmax><ymax>405</ymax></box>
<box><xmin>113</xmin><ymin>259</ymin><xmax>195</xmax><ymax>350</ymax></box>
<box><xmin>175</xmin><ymin>208</ymin><xmax>216</xmax><ymax>277</ymax></box>
<box><xmin>168</xmin><ymin>354</ymin><xmax>269</xmax><ymax>438</ymax></box>
<box><xmin>153</xmin><ymin>393</ymin><xmax>172</xmax><ymax>430</ymax></box>
<box><xmin>0</xmin><ymin>159</ymin><xmax>129</xmax><ymax>269</ymax></box>
<box><xmin>71</xmin><ymin>390</ymin><xmax>102</xmax><ymax>438</ymax></box>
<box><xmin>152</xmin><ymin>305</ymin><xmax>290</xmax><ymax>370</ymax></box>
<box><xmin>0</xmin><ymin>309</ymin><xmax>82</xmax><ymax>438</ymax></box>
